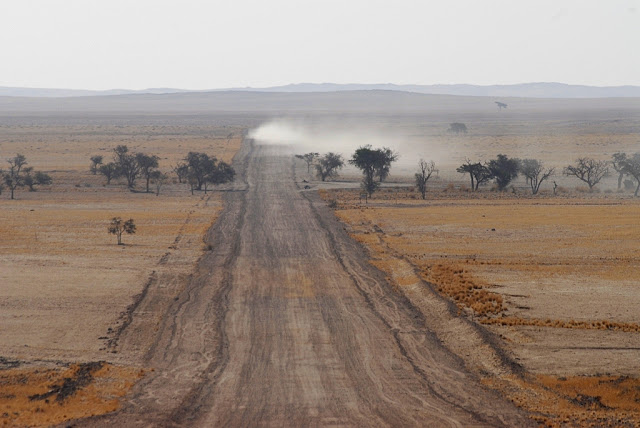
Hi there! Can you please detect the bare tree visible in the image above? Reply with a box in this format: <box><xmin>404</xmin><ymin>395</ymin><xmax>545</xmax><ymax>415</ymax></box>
<box><xmin>150</xmin><ymin>171</ymin><xmax>168</xmax><ymax>196</ymax></box>
<box><xmin>108</xmin><ymin>217</ymin><xmax>136</xmax><ymax>245</ymax></box>
<box><xmin>564</xmin><ymin>158</ymin><xmax>610</xmax><ymax>190</ymax></box>
<box><xmin>90</xmin><ymin>155</ymin><xmax>103</xmax><ymax>175</ymax></box>
<box><xmin>315</xmin><ymin>152</ymin><xmax>344</xmax><ymax>182</ymax></box>
<box><xmin>414</xmin><ymin>159</ymin><xmax>436</xmax><ymax>199</ymax></box>
<box><xmin>295</xmin><ymin>152</ymin><xmax>320</xmax><ymax>174</ymax></box>
<box><xmin>620</xmin><ymin>153</ymin><xmax>640</xmax><ymax>196</ymax></box>
<box><xmin>611</xmin><ymin>152</ymin><xmax>628</xmax><ymax>190</ymax></box>
<box><xmin>520</xmin><ymin>159</ymin><xmax>554</xmax><ymax>195</ymax></box>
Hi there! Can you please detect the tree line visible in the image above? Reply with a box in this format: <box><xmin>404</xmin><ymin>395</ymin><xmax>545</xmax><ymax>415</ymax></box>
<box><xmin>296</xmin><ymin>149</ymin><xmax>640</xmax><ymax>199</ymax></box>
<box><xmin>92</xmin><ymin>145</ymin><xmax>235</xmax><ymax>195</ymax></box>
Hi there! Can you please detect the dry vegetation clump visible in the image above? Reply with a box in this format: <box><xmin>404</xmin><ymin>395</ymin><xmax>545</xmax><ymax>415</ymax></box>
<box><xmin>483</xmin><ymin>375</ymin><xmax>640</xmax><ymax>428</ymax></box>
<box><xmin>481</xmin><ymin>316</ymin><xmax>640</xmax><ymax>333</ymax></box>
<box><xmin>422</xmin><ymin>263</ymin><xmax>504</xmax><ymax>316</ymax></box>
<box><xmin>0</xmin><ymin>363</ymin><xmax>143</xmax><ymax>427</ymax></box>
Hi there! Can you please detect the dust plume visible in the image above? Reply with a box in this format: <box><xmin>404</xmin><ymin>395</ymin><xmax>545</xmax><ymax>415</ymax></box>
<box><xmin>248</xmin><ymin>118</ymin><xmax>451</xmax><ymax>176</ymax></box>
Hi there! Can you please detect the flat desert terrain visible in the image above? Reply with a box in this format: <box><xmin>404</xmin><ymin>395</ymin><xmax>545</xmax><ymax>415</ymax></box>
<box><xmin>0</xmin><ymin>121</ymin><xmax>242</xmax><ymax>426</ymax></box>
<box><xmin>1</xmin><ymin>91</ymin><xmax>639</xmax><ymax>427</ymax></box>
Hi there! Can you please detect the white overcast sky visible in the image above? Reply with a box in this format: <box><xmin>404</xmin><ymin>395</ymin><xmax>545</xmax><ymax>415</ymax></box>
<box><xmin>1</xmin><ymin>0</ymin><xmax>639</xmax><ymax>89</ymax></box>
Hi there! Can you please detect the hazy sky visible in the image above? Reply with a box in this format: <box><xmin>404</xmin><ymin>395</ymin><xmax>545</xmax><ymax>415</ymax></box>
<box><xmin>1</xmin><ymin>0</ymin><xmax>639</xmax><ymax>89</ymax></box>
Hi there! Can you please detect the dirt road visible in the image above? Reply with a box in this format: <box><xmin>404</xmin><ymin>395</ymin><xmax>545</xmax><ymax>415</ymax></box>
<box><xmin>84</xmin><ymin>141</ymin><xmax>530</xmax><ymax>427</ymax></box>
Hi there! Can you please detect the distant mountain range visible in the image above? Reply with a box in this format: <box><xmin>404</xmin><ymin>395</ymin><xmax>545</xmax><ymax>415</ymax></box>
<box><xmin>1</xmin><ymin>82</ymin><xmax>639</xmax><ymax>99</ymax></box>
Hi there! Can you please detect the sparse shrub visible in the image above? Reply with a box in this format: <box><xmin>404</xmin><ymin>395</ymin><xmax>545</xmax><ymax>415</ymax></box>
<box><xmin>328</xmin><ymin>199</ymin><xmax>338</xmax><ymax>209</ymax></box>
<box><xmin>108</xmin><ymin>217</ymin><xmax>136</xmax><ymax>245</ymax></box>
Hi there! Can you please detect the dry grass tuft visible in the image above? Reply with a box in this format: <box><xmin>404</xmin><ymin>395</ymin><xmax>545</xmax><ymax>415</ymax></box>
<box><xmin>422</xmin><ymin>263</ymin><xmax>504</xmax><ymax>316</ymax></box>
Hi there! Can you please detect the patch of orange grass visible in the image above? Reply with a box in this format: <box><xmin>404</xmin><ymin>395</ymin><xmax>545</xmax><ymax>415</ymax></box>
<box><xmin>421</xmin><ymin>263</ymin><xmax>504</xmax><ymax>316</ymax></box>
<box><xmin>482</xmin><ymin>375</ymin><xmax>640</xmax><ymax>427</ymax></box>
<box><xmin>0</xmin><ymin>363</ymin><xmax>143</xmax><ymax>427</ymax></box>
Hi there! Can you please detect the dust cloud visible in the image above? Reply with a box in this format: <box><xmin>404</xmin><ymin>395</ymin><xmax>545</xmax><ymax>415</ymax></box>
<box><xmin>248</xmin><ymin>118</ymin><xmax>450</xmax><ymax>176</ymax></box>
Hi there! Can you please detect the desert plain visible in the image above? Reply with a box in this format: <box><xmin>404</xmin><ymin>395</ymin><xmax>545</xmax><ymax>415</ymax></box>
<box><xmin>0</xmin><ymin>92</ymin><xmax>639</xmax><ymax>427</ymax></box>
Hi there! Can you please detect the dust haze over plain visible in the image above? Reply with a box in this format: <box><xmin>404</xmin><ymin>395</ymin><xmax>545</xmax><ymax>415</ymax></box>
<box><xmin>250</xmin><ymin>119</ymin><xmax>408</xmax><ymax>164</ymax></box>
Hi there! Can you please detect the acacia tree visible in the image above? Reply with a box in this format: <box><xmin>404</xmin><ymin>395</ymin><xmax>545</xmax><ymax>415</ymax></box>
<box><xmin>349</xmin><ymin>146</ymin><xmax>391</xmax><ymax>197</ymax></box>
<box><xmin>4</xmin><ymin>154</ymin><xmax>28</xmax><ymax>199</ymax></box>
<box><xmin>374</xmin><ymin>147</ymin><xmax>398</xmax><ymax>182</ymax></box>
<box><xmin>456</xmin><ymin>159</ymin><xmax>492</xmax><ymax>191</ymax></box>
<box><xmin>620</xmin><ymin>153</ymin><xmax>640</xmax><ymax>196</ymax></box>
<box><xmin>205</xmin><ymin>161</ymin><xmax>235</xmax><ymax>191</ymax></box>
<box><xmin>202</xmin><ymin>159</ymin><xmax>235</xmax><ymax>193</ymax></box>
<box><xmin>90</xmin><ymin>155</ymin><xmax>103</xmax><ymax>175</ymax></box>
<box><xmin>414</xmin><ymin>159</ymin><xmax>436</xmax><ymax>199</ymax></box>
<box><xmin>108</xmin><ymin>217</ymin><xmax>136</xmax><ymax>245</ymax></box>
<box><xmin>23</xmin><ymin>170</ymin><xmax>52</xmax><ymax>191</ymax></box>
<box><xmin>564</xmin><ymin>158</ymin><xmax>610</xmax><ymax>190</ymax></box>
<box><xmin>315</xmin><ymin>152</ymin><xmax>344</xmax><ymax>182</ymax></box>
<box><xmin>520</xmin><ymin>159</ymin><xmax>554</xmax><ymax>195</ymax></box>
<box><xmin>172</xmin><ymin>162</ymin><xmax>189</xmax><ymax>183</ymax></box>
<box><xmin>488</xmin><ymin>154</ymin><xmax>520</xmax><ymax>190</ymax></box>
<box><xmin>113</xmin><ymin>145</ymin><xmax>140</xmax><ymax>188</ymax></box>
<box><xmin>99</xmin><ymin>162</ymin><xmax>118</xmax><ymax>184</ymax></box>
<box><xmin>611</xmin><ymin>152</ymin><xmax>628</xmax><ymax>190</ymax></box>
<box><xmin>185</xmin><ymin>152</ymin><xmax>216</xmax><ymax>190</ymax></box>
<box><xmin>295</xmin><ymin>152</ymin><xmax>319</xmax><ymax>174</ymax></box>
<box><xmin>136</xmin><ymin>153</ymin><xmax>160</xmax><ymax>193</ymax></box>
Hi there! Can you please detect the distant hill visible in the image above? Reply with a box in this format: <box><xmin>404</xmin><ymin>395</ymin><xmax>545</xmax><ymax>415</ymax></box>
<box><xmin>1</xmin><ymin>90</ymin><xmax>638</xmax><ymax>117</ymax></box>
<box><xmin>246</xmin><ymin>82</ymin><xmax>640</xmax><ymax>98</ymax></box>
<box><xmin>1</xmin><ymin>82</ymin><xmax>640</xmax><ymax>98</ymax></box>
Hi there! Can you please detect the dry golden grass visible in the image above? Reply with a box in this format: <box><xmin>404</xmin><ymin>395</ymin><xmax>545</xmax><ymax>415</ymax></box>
<box><xmin>0</xmin><ymin>363</ymin><xmax>143</xmax><ymax>427</ymax></box>
<box><xmin>483</xmin><ymin>375</ymin><xmax>640</xmax><ymax>428</ymax></box>
<box><xmin>0</xmin><ymin>125</ymin><xmax>243</xmax><ymax>426</ymax></box>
